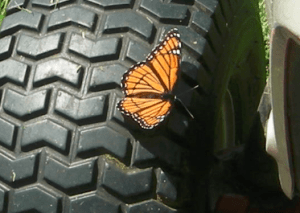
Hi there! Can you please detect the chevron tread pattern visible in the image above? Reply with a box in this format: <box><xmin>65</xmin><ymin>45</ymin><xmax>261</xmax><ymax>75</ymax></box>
<box><xmin>0</xmin><ymin>0</ymin><xmax>230</xmax><ymax>211</ymax></box>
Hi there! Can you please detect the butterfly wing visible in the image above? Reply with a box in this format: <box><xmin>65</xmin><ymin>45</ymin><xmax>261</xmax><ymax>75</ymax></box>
<box><xmin>146</xmin><ymin>28</ymin><xmax>181</xmax><ymax>92</ymax></box>
<box><xmin>121</xmin><ymin>62</ymin><xmax>166</xmax><ymax>96</ymax></box>
<box><xmin>121</xmin><ymin>28</ymin><xmax>181</xmax><ymax>96</ymax></box>
<box><xmin>118</xmin><ymin>97</ymin><xmax>172</xmax><ymax>129</ymax></box>
<box><xmin>118</xmin><ymin>28</ymin><xmax>181</xmax><ymax>129</ymax></box>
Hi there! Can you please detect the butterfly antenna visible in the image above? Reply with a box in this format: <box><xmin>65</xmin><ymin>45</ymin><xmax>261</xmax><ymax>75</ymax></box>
<box><xmin>175</xmin><ymin>97</ymin><xmax>194</xmax><ymax>119</ymax></box>
<box><xmin>176</xmin><ymin>85</ymin><xmax>199</xmax><ymax>97</ymax></box>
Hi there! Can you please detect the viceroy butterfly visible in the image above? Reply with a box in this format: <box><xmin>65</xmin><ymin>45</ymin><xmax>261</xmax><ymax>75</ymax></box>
<box><xmin>117</xmin><ymin>28</ymin><xmax>181</xmax><ymax>129</ymax></box>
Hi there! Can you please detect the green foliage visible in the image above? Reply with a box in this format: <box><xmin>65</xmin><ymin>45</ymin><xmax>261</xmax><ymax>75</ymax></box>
<box><xmin>258</xmin><ymin>0</ymin><xmax>270</xmax><ymax>76</ymax></box>
<box><xmin>0</xmin><ymin>0</ymin><xmax>10</xmax><ymax>26</ymax></box>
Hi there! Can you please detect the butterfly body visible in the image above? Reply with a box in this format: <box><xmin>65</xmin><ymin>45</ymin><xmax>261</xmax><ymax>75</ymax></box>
<box><xmin>161</xmin><ymin>93</ymin><xmax>176</xmax><ymax>103</ymax></box>
<box><xmin>117</xmin><ymin>28</ymin><xmax>181</xmax><ymax>129</ymax></box>
<box><xmin>126</xmin><ymin>92</ymin><xmax>174</xmax><ymax>100</ymax></box>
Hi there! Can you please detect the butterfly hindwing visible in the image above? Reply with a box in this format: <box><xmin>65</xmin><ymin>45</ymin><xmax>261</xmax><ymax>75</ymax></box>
<box><xmin>118</xmin><ymin>28</ymin><xmax>181</xmax><ymax>129</ymax></box>
<box><xmin>118</xmin><ymin>97</ymin><xmax>172</xmax><ymax>129</ymax></box>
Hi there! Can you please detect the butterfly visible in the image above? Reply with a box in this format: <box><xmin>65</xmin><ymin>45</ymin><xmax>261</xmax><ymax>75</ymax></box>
<box><xmin>117</xmin><ymin>28</ymin><xmax>181</xmax><ymax>129</ymax></box>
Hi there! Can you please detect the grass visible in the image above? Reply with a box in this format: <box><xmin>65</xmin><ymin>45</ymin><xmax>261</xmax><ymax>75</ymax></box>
<box><xmin>0</xmin><ymin>0</ymin><xmax>10</xmax><ymax>26</ymax></box>
<box><xmin>258</xmin><ymin>0</ymin><xmax>270</xmax><ymax>76</ymax></box>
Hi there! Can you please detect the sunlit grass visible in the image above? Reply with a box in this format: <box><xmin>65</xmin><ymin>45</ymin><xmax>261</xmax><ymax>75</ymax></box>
<box><xmin>258</xmin><ymin>0</ymin><xmax>270</xmax><ymax>76</ymax></box>
<box><xmin>0</xmin><ymin>0</ymin><xmax>10</xmax><ymax>26</ymax></box>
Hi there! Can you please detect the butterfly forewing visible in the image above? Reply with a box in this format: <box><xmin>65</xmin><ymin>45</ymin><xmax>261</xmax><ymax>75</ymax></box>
<box><xmin>117</xmin><ymin>28</ymin><xmax>181</xmax><ymax>129</ymax></box>
<box><xmin>148</xmin><ymin>32</ymin><xmax>181</xmax><ymax>91</ymax></box>
<box><xmin>121</xmin><ymin>63</ymin><xmax>165</xmax><ymax>96</ymax></box>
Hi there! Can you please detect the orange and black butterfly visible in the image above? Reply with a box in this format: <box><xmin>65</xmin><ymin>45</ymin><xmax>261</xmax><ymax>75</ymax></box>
<box><xmin>117</xmin><ymin>28</ymin><xmax>181</xmax><ymax>129</ymax></box>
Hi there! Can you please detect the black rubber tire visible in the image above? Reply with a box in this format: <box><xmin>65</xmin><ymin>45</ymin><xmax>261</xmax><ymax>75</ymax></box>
<box><xmin>0</xmin><ymin>0</ymin><xmax>265</xmax><ymax>212</ymax></box>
